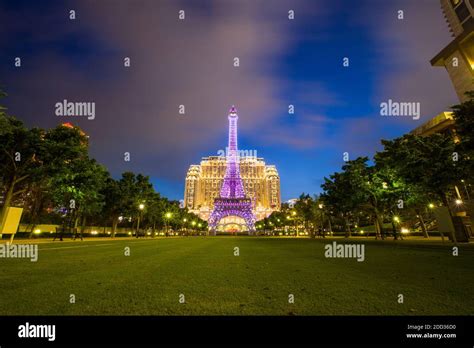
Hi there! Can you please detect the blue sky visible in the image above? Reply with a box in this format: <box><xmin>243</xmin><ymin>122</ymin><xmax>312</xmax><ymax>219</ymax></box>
<box><xmin>0</xmin><ymin>0</ymin><xmax>459</xmax><ymax>201</ymax></box>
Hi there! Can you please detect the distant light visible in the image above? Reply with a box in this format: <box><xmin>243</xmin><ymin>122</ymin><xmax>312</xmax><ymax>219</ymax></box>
<box><xmin>318</xmin><ymin>204</ymin><xmax>323</xmax><ymax>209</ymax></box>
<box><xmin>401</xmin><ymin>228</ymin><xmax>409</xmax><ymax>234</ymax></box>
<box><xmin>107</xmin><ymin>232</ymin><xmax>111</xmax><ymax>235</ymax></box>
<box><xmin>393</xmin><ymin>216</ymin><xmax>400</xmax><ymax>223</ymax></box>
<box><xmin>34</xmin><ymin>229</ymin><xmax>41</xmax><ymax>234</ymax></box>
<box><xmin>139</xmin><ymin>204</ymin><xmax>145</xmax><ymax>210</ymax></box>
<box><xmin>292</xmin><ymin>211</ymin><xmax>296</xmax><ymax>216</ymax></box>
<box><xmin>183</xmin><ymin>218</ymin><xmax>187</xmax><ymax>222</ymax></box>
<box><xmin>147</xmin><ymin>232</ymin><xmax>151</xmax><ymax>235</ymax></box>
<box><xmin>455</xmin><ymin>199</ymin><xmax>463</xmax><ymax>205</ymax></box>
<box><xmin>429</xmin><ymin>203</ymin><xmax>435</xmax><ymax>209</ymax></box>
<box><xmin>128</xmin><ymin>232</ymin><xmax>132</xmax><ymax>235</ymax></box>
<box><xmin>91</xmin><ymin>231</ymin><xmax>98</xmax><ymax>235</ymax></box>
<box><xmin>165</xmin><ymin>212</ymin><xmax>172</xmax><ymax>218</ymax></box>
<box><xmin>118</xmin><ymin>216</ymin><xmax>124</xmax><ymax>221</ymax></box>
<box><xmin>360</xmin><ymin>230</ymin><xmax>364</xmax><ymax>234</ymax></box>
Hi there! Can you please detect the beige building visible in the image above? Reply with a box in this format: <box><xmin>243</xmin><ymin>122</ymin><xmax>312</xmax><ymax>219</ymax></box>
<box><xmin>184</xmin><ymin>155</ymin><xmax>280</xmax><ymax>221</ymax></box>
<box><xmin>411</xmin><ymin>111</ymin><xmax>457</xmax><ymax>138</ymax></box>
<box><xmin>413</xmin><ymin>0</ymin><xmax>474</xmax><ymax>135</ymax></box>
<box><xmin>431</xmin><ymin>0</ymin><xmax>474</xmax><ymax>102</ymax></box>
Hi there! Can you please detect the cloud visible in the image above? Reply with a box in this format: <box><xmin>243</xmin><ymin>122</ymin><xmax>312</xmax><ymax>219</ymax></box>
<box><xmin>356</xmin><ymin>0</ymin><xmax>459</xmax><ymax>123</ymax></box>
<box><xmin>0</xmin><ymin>0</ymin><xmax>332</xmax><ymax>182</ymax></box>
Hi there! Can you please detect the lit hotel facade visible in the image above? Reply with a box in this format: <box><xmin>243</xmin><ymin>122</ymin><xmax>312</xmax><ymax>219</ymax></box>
<box><xmin>184</xmin><ymin>155</ymin><xmax>280</xmax><ymax>221</ymax></box>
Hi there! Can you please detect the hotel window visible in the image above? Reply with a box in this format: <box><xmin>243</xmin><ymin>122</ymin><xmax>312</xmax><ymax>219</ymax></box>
<box><xmin>452</xmin><ymin>0</ymin><xmax>471</xmax><ymax>23</ymax></box>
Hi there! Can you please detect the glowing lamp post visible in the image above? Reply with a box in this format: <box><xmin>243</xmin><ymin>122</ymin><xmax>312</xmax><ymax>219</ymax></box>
<box><xmin>291</xmin><ymin>211</ymin><xmax>298</xmax><ymax>236</ymax></box>
<box><xmin>165</xmin><ymin>212</ymin><xmax>172</xmax><ymax>235</ymax></box>
<box><xmin>318</xmin><ymin>204</ymin><xmax>325</xmax><ymax>237</ymax></box>
<box><xmin>136</xmin><ymin>203</ymin><xmax>145</xmax><ymax>238</ymax></box>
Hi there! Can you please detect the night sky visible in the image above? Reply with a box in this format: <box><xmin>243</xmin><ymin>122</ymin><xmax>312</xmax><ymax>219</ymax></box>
<box><xmin>0</xmin><ymin>0</ymin><xmax>459</xmax><ymax>201</ymax></box>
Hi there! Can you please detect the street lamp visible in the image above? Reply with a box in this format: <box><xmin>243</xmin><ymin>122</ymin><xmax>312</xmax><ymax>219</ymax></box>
<box><xmin>165</xmin><ymin>212</ymin><xmax>172</xmax><ymax>234</ymax></box>
<box><xmin>137</xmin><ymin>203</ymin><xmax>145</xmax><ymax>238</ymax></box>
<box><xmin>291</xmin><ymin>211</ymin><xmax>298</xmax><ymax>236</ymax></box>
<box><xmin>428</xmin><ymin>203</ymin><xmax>435</xmax><ymax>209</ymax></box>
<box><xmin>318</xmin><ymin>204</ymin><xmax>325</xmax><ymax>237</ymax></box>
<box><xmin>455</xmin><ymin>199</ymin><xmax>463</xmax><ymax>205</ymax></box>
<box><xmin>182</xmin><ymin>218</ymin><xmax>187</xmax><ymax>235</ymax></box>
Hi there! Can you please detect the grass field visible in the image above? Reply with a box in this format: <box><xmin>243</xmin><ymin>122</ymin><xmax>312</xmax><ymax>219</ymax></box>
<box><xmin>0</xmin><ymin>237</ymin><xmax>473</xmax><ymax>315</ymax></box>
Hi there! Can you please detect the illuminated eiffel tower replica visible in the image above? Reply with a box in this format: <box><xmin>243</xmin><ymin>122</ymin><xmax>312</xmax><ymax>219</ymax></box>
<box><xmin>208</xmin><ymin>106</ymin><xmax>256</xmax><ymax>235</ymax></box>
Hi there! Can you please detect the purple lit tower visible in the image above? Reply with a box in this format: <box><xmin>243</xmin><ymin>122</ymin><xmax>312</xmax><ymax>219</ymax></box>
<box><xmin>208</xmin><ymin>106</ymin><xmax>256</xmax><ymax>234</ymax></box>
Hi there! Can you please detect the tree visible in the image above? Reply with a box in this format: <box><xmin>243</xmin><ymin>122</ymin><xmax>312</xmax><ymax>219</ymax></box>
<box><xmin>294</xmin><ymin>193</ymin><xmax>316</xmax><ymax>237</ymax></box>
<box><xmin>102</xmin><ymin>177</ymin><xmax>123</xmax><ymax>237</ymax></box>
<box><xmin>377</xmin><ymin>133</ymin><xmax>465</xmax><ymax>241</ymax></box>
<box><xmin>452</xmin><ymin>91</ymin><xmax>474</xmax><ymax>155</ymax></box>
<box><xmin>332</xmin><ymin>157</ymin><xmax>405</xmax><ymax>239</ymax></box>
<box><xmin>375</xmin><ymin>149</ymin><xmax>435</xmax><ymax>239</ymax></box>
<box><xmin>451</xmin><ymin>91</ymin><xmax>474</xmax><ymax>196</ymax></box>
<box><xmin>112</xmin><ymin>172</ymin><xmax>153</xmax><ymax>236</ymax></box>
<box><xmin>321</xmin><ymin>171</ymin><xmax>360</xmax><ymax>238</ymax></box>
<box><xmin>0</xmin><ymin>114</ymin><xmax>43</xmax><ymax>226</ymax></box>
<box><xmin>50</xmin><ymin>157</ymin><xmax>108</xmax><ymax>237</ymax></box>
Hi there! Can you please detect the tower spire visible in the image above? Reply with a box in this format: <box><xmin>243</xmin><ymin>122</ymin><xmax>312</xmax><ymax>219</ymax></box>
<box><xmin>220</xmin><ymin>105</ymin><xmax>244</xmax><ymax>198</ymax></box>
<box><xmin>208</xmin><ymin>106</ymin><xmax>256</xmax><ymax>234</ymax></box>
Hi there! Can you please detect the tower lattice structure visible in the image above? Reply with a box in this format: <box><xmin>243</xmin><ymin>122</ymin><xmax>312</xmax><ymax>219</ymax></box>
<box><xmin>208</xmin><ymin>106</ymin><xmax>256</xmax><ymax>234</ymax></box>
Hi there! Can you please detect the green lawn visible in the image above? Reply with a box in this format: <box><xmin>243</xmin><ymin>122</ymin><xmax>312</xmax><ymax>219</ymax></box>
<box><xmin>0</xmin><ymin>237</ymin><xmax>473</xmax><ymax>315</ymax></box>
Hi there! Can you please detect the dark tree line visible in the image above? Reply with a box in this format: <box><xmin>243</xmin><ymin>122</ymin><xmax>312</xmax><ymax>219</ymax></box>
<box><xmin>262</xmin><ymin>94</ymin><xmax>474</xmax><ymax>241</ymax></box>
<box><xmin>0</xmin><ymin>91</ymin><xmax>206</xmax><ymax>238</ymax></box>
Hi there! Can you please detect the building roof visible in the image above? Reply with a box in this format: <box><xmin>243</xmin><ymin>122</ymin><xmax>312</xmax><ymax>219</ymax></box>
<box><xmin>431</xmin><ymin>18</ymin><xmax>474</xmax><ymax>66</ymax></box>
<box><xmin>410</xmin><ymin>112</ymin><xmax>455</xmax><ymax>136</ymax></box>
